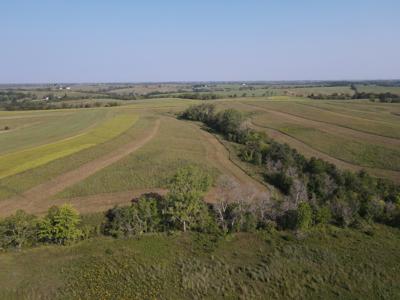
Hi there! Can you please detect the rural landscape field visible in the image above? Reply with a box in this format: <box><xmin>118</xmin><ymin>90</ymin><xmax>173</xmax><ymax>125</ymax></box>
<box><xmin>1</xmin><ymin>1</ymin><xmax>400</xmax><ymax>299</ymax></box>
<box><xmin>1</xmin><ymin>81</ymin><xmax>400</xmax><ymax>298</ymax></box>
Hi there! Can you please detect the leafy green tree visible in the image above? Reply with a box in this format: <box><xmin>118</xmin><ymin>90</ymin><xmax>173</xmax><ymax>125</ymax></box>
<box><xmin>215</xmin><ymin>109</ymin><xmax>244</xmax><ymax>137</ymax></box>
<box><xmin>38</xmin><ymin>204</ymin><xmax>82</xmax><ymax>245</ymax></box>
<box><xmin>296</xmin><ymin>202</ymin><xmax>313</xmax><ymax>230</ymax></box>
<box><xmin>0</xmin><ymin>210</ymin><xmax>38</xmax><ymax>249</ymax></box>
<box><xmin>166</xmin><ymin>165</ymin><xmax>212</xmax><ymax>232</ymax></box>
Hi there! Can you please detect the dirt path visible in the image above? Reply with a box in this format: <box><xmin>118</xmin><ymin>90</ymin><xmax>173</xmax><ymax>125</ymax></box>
<box><xmin>182</xmin><ymin>120</ymin><xmax>270</xmax><ymax>196</ymax></box>
<box><xmin>241</xmin><ymin>102</ymin><xmax>400</xmax><ymax>147</ymax></box>
<box><xmin>0</xmin><ymin>119</ymin><xmax>161</xmax><ymax>217</ymax></box>
<box><xmin>251</xmin><ymin>122</ymin><xmax>400</xmax><ymax>183</ymax></box>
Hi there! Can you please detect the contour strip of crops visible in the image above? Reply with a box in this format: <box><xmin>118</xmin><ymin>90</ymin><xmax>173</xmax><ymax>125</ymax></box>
<box><xmin>0</xmin><ymin>113</ymin><xmax>138</xmax><ymax>179</ymax></box>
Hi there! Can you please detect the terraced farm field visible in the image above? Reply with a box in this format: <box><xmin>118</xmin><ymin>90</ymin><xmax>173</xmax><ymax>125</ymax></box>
<box><xmin>0</xmin><ymin>96</ymin><xmax>399</xmax><ymax>217</ymax></box>
<box><xmin>0</xmin><ymin>98</ymin><xmax>268</xmax><ymax>216</ymax></box>
<box><xmin>217</xmin><ymin>98</ymin><xmax>400</xmax><ymax>182</ymax></box>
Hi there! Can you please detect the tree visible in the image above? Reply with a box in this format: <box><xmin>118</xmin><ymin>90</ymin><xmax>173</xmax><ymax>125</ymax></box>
<box><xmin>296</xmin><ymin>202</ymin><xmax>313</xmax><ymax>230</ymax></box>
<box><xmin>38</xmin><ymin>204</ymin><xmax>82</xmax><ymax>245</ymax></box>
<box><xmin>215</xmin><ymin>109</ymin><xmax>244</xmax><ymax>137</ymax></box>
<box><xmin>0</xmin><ymin>210</ymin><xmax>38</xmax><ymax>249</ymax></box>
<box><xmin>166</xmin><ymin>165</ymin><xmax>212</xmax><ymax>232</ymax></box>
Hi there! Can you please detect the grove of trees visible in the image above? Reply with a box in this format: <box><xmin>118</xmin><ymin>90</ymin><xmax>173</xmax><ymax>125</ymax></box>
<box><xmin>180</xmin><ymin>104</ymin><xmax>400</xmax><ymax>229</ymax></box>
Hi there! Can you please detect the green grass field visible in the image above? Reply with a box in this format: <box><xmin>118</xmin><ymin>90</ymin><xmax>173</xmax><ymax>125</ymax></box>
<box><xmin>356</xmin><ymin>84</ymin><xmax>400</xmax><ymax>95</ymax></box>
<box><xmin>0</xmin><ymin>113</ymin><xmax>138</xmax><ymax>179</ymax></box>
<box><xmin>0</xmin><ymin>109</ymin><xmax>112</xmax><ymax>155</ymax></box>
<box><xmin>215</xmin><ymin>98</ymin><xmax>400</xmax><ymax>181</ymax></box>
<box><xmin>0</xmin><ymin>225</ymin><xmax>399</xmax><ymax>299</ymax></box>
<box><xmin>1</xmin><ymin>96</ymin><xmax>399</xmax><ymax>203</ymax></box>
<box><xmin>56</xmin><ymin>116</ymin><xmax>219</xmax><ymax>198</ymax></box>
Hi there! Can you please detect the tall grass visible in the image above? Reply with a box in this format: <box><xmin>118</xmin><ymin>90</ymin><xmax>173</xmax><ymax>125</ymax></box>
<box><xmin>0</xmin><ymin>226</ymin><xmax>399</xmax><ymax>299</ymax></box>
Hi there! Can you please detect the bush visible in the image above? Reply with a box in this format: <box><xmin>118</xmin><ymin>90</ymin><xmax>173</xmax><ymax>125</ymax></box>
<box><xmin>38</xmin><ymin>204</ymin><xmax>82</xmax><ymax>245</ymax></box>
<box><xmin>315</xmin><ymin>205</ymin><xmax>332</xmax><ymax>225</ymax></box>
<box><xmin>296</xmin><ymin>202</ymin><xmax>313</xmax><ymax>230</ymax></box>
<box><xmin>103</xmin><ymin>195</ymin><xmax>163</xmax><ymax>238</ymax></box>
<box><xmin>0</xmin><ymin>210</ymin><xmax>38</xmax><ymax>249</ymax></box>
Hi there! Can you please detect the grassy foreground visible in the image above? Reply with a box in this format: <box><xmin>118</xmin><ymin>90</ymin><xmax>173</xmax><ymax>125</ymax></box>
<box><xmin>0</xmin><ymin>225</ymin><xmax>399</xmax><ymax>299</ymax></box>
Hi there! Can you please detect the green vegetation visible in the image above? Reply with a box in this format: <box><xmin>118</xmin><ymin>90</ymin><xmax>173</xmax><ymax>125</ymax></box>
<box><xmin>0</xmin><ymin>113</ymin><xmax>138</xmax><ymax>179</ymax></box>
<box><xmin>38</xmin><ymin>204</ymin><xmax>82</xmax><ymax>245</ymax></box>
<box><xmin>0</xmin><ymin>113</ymin><xmax>151</xmax><ymax>200</ymax></box>
<box><xmin>57</xmin><ymin>116</ymin><xmax>218</xmax><ymax>198</ymax></box>
<box><xmin>1</xmin><ymin>201</ymin><xmax>400</xmax><ymax>298</ymax></box>
<box><xmin>0</xmin><ymin>204</ymin><xmax>82</xmax><ymax>250</ymax></box>
<box><xmin>180</xmin><ymin>104</ymin><xmax>400</xmax><ymax>229</ymax></box>
<box><xmin>1</xmin><ymin>82</ymin><xmax>400</xmax><ymax>298</ymax></box>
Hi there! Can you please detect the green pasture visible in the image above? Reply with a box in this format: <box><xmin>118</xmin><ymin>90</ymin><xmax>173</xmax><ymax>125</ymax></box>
<box><xmin>0</xmin><ymin>225</ymin><xmax>399</xmax><ymax>299</ymax></box>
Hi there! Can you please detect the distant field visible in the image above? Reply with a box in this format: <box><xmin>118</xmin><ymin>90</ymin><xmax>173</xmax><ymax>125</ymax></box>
<box><xmin>0</xmin><ymin>109</ymin><xmax>112</xmax><ymax>155</ymax></box>
<box><xmin>216</xmin><ymin>98</ymin><xmax>400</xmax><ymax>181</ymax></box>
<box><xmin>356</xmin><ymin>84</ymin><xmax>400</xmax><ymax>95</ymax></box>
<box><xmin>281</xmin><ymin>85</ymin><xmax>353</xmax><ymax>96</ymax></box>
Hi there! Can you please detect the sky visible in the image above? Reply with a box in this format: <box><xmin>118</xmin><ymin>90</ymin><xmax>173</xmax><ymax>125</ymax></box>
<box><xmin>1</xmin><ymin>0</ymin><xmax>399</xmax><ymax>83</ymax></box>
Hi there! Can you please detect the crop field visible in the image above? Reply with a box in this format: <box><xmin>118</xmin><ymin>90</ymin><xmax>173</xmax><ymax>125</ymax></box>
<box><xmin>215</xmin><ymin>98</ymin><xmax>400</xmax><ymax>182</ymax></box>
<box><xmin>0</xmin><ymin>93</ymin><xmax>399</xmax><ymax>218</ymax></box>
<box><xmin>0</xmin><ymin>113</ymin><xmax>138</xmax><ymax>179</ymax></box>
<box><xmin>0</xmin><ymin>97</ymin><xmax>267</xmax><ymax>216</ymax></box>
<box><xmin>0</xmin><ymin>95</ymin><xmax>399</xmax><ymax>217</ymax></box>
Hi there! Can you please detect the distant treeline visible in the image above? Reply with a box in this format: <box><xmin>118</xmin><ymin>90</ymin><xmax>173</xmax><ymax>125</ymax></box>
<box><xmin>0</xmin><ymin>91</ymin><xmax>31</xmax><ymax>102</ymax></box>
<box><xmin>3</xmin><ymin>100</ymin><xmax>119</xmax><ymax>111</ymax></box>
<box><xmin>180</xmin><ymin>103</ymin><xmax>400</xmax><ymax>229</ymax></box>
<box><xmin>309</xmin><ymin>92</ymin><xmax>400</xmax><ymax>103</ymax></box>
<box><xmin>353</xmin><ymin>92</ymin><xmax>400</xmax><ymax>103</ymax></box>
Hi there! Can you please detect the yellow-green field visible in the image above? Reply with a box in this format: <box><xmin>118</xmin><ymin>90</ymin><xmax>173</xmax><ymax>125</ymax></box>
<box><xmin>0</xmin><ymin>113</ymin><xmax>137</xmax><ymax>179</ymax></box>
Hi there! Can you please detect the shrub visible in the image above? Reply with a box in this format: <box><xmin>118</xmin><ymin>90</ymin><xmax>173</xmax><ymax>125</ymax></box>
<box><xmin>296</xmin><ymin>202</ymin><xmax>313</xmax><ymax>230</ymax></box>
<box><xmin>103</xmin><ymin>195</ymin><xmax>163</xmax><ymax>238</ymax></box>
<box><xmin>38</xmin><ymin>204</ymin><xmax>82</xmax><ymax>245</ymax></box>
<box><xmin>0</xmin><ymin>210</ymin><xmax>38</xmax><ymax>249</ymax></box>
<box><xmin>315</xmin><ymin>205</ymin><xmax>332</xmax><ymax>225</ymax></box>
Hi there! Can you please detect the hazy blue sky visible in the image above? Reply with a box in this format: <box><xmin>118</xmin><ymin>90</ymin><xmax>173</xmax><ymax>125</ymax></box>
<box><xmin>1</xmin><ymin>1</ymin><xmax>399</xmax><ymax>83</ymax></box>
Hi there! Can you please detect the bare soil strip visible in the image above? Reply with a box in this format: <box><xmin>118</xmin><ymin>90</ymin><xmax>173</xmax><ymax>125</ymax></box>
<box><xmin>22</xmin><ymin>189</ymin><xmax>168</xmax><ymax>216</ymax></box>
<box><xmin>242</xmin><ymin>102</ymin><xmax>400</xmax><ymax>147</ymax></box>
<box><xmin>0</xmin><ymin>119</ymin><xmax>161</xmax><ymax>217</ymax></box>
<box><xmin>251</xmin><ymin>122</ymin><xmax>400</xmax><ymax>183</ymax></box>
<box><xmin>182</xmin><ymin>120</ymin><xmax>270</xmax><ymax>195</ymax></box>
